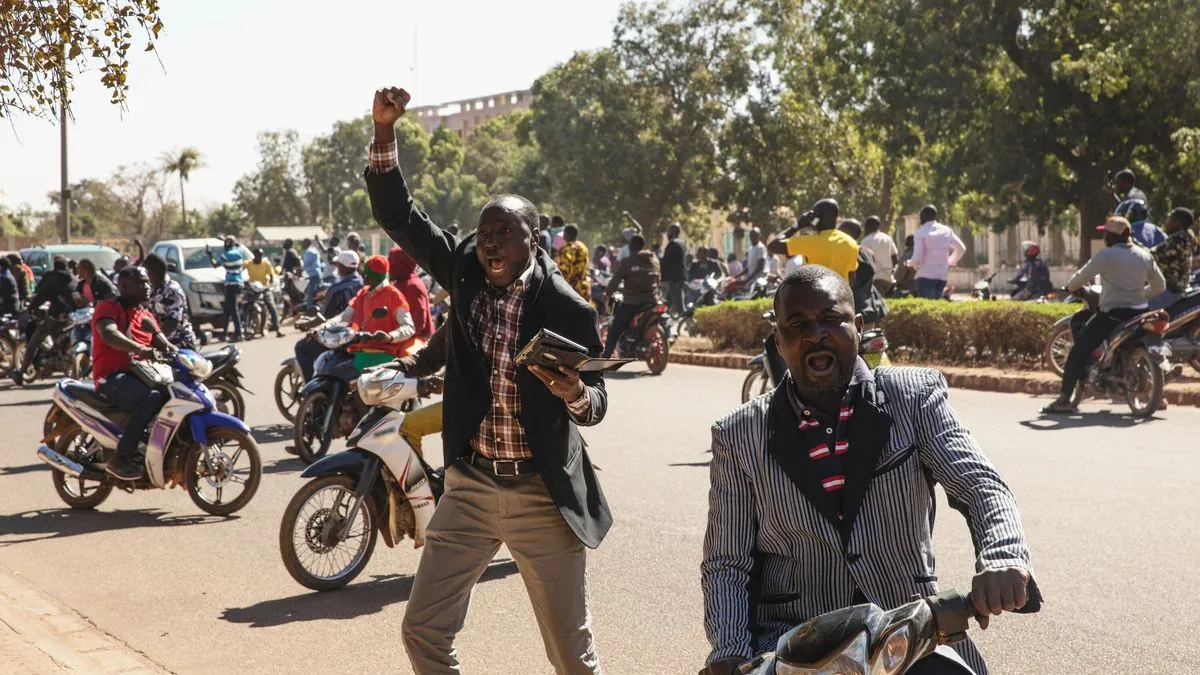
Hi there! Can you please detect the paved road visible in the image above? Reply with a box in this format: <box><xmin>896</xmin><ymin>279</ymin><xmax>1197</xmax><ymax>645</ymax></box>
<box><xmin>1</xmin><ymin>335</ymin><xmax>1198</xmax><ymax>674</ymax></box>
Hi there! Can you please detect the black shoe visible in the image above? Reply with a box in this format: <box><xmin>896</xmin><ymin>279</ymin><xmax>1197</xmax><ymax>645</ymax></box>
<box><xmin>11</xmin><ymin>369</ymin><xmax>23</xmax><ymax>386</ymax></box>
<box><xmin>105</xmin><ymin>454</ymin><xmax>142</xmax><ymax>481</ymax></box>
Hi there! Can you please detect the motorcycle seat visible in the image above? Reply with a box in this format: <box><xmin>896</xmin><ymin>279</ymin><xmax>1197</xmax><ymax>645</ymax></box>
<box><xmin>201</xmin><ymin>346</ymin><xmax>236</xmax><ymax>369</ymax></box>
<box><xmin>62</xmin><ymin>381</ymin><xmax>120</xmax><ymax>414</ymax></box>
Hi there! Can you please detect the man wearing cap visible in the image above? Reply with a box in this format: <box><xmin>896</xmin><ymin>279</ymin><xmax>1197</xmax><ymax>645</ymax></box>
<box><xmin>293</xmin><ymin>250</ymin><xmax>364</xmax><ymax>381</ymax></box>
<box><xmin>341</xmin><ymin>255</ymin><xmax>421</xmax><ymax>368</ymax></box>
<box><xmin>388</xmin><ymin>245</ymin><xmax>432</xmax><ymax>338</ymax></box>
<box><xmin>1041</xmin><ymin>216</ymin><xmax>1166</xmax><ymax>414</ymax></box>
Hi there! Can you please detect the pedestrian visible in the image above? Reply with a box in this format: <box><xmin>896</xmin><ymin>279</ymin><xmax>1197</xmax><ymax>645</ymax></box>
<box><xmin>281</xmin><ymin>238</ymin><xmax>302</xmax><ymax>275</ymax></box>
<box><xmin>767</xmin><ymin>199</ymin><xmax>860</xmax><ymax>283</ymax></box>
<box><xmin>539</xmin><ymin>215</ymin><xmax>554</xmax><ymax>255</ymax></box>
<box><xmin>207</xmin><ymin>236</ymin><xmax>247</xmax><ymax>342</ymax></box>
<box><xmin>725</xmin><ymin>253</ymin><xmax>743</xmax><ymax>279</ymax></box>
<box><xmin>859</xmin><ymin>216</ymin><xmax>899</xmax><ymax>297</ymax></box>
<box><xmin>551</xmin><ymin>215</ymin><xmax>568</xmax><ymax>259</ymax></box>
<box><xmin>1149</xmin><ymin>207</ymin><xmax>1197</xmax><ymax>311</ymax></box>
<box><xmin>1041</xmin><ymin>216</ymin><xmax>1166</xmax><ymax>414</ymax></box>
<box><xmin>558</xmin><ymin>223</ymin><xmax>592</xmax><ymax>301</ymax></box>
<box><xmin>388</xmin><ymin>245</ymin><xmax>433</xmax><ymax>338</ymax></box>
<box><xmin>1111</xmin><ymin>168</ymin><xmax>1149</xmax><ymax>205</ymax></box>
<box><xmin>700</xmin><ymin>264</ymin><xmax>1040</xmax><ymax>675</ymax></box>
<box><xmin>144</xmin><ymin>253</ymin><xmax>199</xmax><ymax>350</ymax></box>
<box><xmin>302</xmin><ymin>237</ymin><xmax>324</xmax><ymax>309</ymax></box>
<box><xmin>366</xmin><ymin>85</ymin><xmax>609</xmax><ymax>675</ymax></box>
<box><xmin>1114</xmin><ymin>198</ymin><xmax>1166</xmax><ymax>249</ymax></box>
<box><xmin>0</xmin><ymin>257</ymin><xmax>19</xmax><ymax>316</ymax></box>
<box><xmin>736</xmin><ymin>229</ymin><xmax>767</xmax><ymax>290</ymax></box>
<box><xmin>910</xmin><ymin>205</ymin><xmax>966</xmax><ymax>300</ymax></box>
<box><xmin>246</xmin><ymin>247</ymin><xmax>285</xmax><ymax>337</ymax></box>
<box><xmin>7</xmin><ymin>254</ymin><xmax>30</xmax><ymax>306</ymax></box>
<box><xmin>345</xmin><ymin>231</ymin><xmax>364</xmax><ymax>255</ymax></box>
<box><xmin>603</xmin><ymin>233</ymin><xmax>660</xmax><ymax>358</ymax></box>
<box><xmin>661</xmin><ymin>223</ymin><xmax>687</xmax><ymax>315</ymax></box>
<box><xmin>293</xmin><ymin>250</ymin><xmax>363</xmax><ymax>381</ymax></box>
<box><xmin>593</xmin><ymin>245</ymin><xmax>612</xmax><ymax>274</ymax></box>
<box><xmin>13</xmin><ymin>256</ymin><xmax>74</xmax><ymax>385</ymax></box>
<box><xmin>72</xmin><ymin>258</ymin><xmax>116</xmax><ymax>308</ymax></box>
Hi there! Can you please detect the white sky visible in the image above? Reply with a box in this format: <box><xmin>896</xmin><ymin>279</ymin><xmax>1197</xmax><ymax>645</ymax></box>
<box><xmin>0</xmin><ymin>0</ymin><xmax>626</xmax><ymax>212</ymax></box>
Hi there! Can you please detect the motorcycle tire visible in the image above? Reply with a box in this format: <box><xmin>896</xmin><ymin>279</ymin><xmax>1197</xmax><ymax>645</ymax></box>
<box><xmin>1124</xmin><ymin>346</ymin><xmax>1163</xmax><ymax>418</ymax></box>
<box><xmin>208</xmin><ymin>380</ymin><xmax>246</xmax><ymax>420</ymax></box>
<box><xmin>645</xmin><ymin>324</ymin><xmax>669</xmax><ymax>375</ymax></box>
<box><xmin>274</xmin><ymin>365</ymin><xmax>303</xmax><ymax>423</ymax></box>
<box><xmin>184</xmin><ymin>427</ymin><xmax>262</xmax><ymax>516</ymax></box>
<box><xmin>279</xmin><ymin>475</ymin><xmax>379</xmax><ymax>592</ymax></box>
<box><xmin>12</xmin><ymin>343</ymin><xmax>38</xmax><ymax>384</ymax></box>
<box><xmin>1043</xmin><ymin>324</ymin><xmax>1073</xmax><ymax>377</ymax></box>
<box><xmin>741</xmin><ymin>366</ymin><xmax>771</xmax><ymax>404</ymax></box>
<box><xmin>50</xmin><ymin>425</ymin><xmax>113</xmax><ymax>510</ymax></box>
<box><xmin>0</xmin><ymin>335</ymin><xmax>13</xmax><ymax>369</ymax></box>
<box><xmin>293</xmin><ymin>391</ymin><xmax>335</xmax><ymax>465</ymax></box>
<box><xmin>251</xmin><ymin>305</ymin><xmax>266</xmax><ymax>337</ymax></box>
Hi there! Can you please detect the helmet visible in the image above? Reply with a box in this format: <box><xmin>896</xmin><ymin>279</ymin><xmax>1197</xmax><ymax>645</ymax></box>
<box><xmin>1115</xmin><ymin>199</ymin><xmax>1149</xmax><ymax>223</ymax></box>
<box><xmin>1021</xmin><ymin>241</ymin><xmax>1040</xmax><ymax>258</ymax></box>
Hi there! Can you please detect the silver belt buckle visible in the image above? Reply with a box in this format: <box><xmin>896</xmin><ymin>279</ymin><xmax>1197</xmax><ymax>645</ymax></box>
<box><xmin>491</xmin><ymin>459</ymin><xmax>520</xmax><ymax>477</ymax></box>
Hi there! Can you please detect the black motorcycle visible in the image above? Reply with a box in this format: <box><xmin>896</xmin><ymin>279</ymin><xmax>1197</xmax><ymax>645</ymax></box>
<box><xmin>238</xmin><ymin>281</ymin><xmax>269</xmax><ymax>338</ymax></box>
<box><xmin>0</xmin><ymin>313</ymin><xmax>19</xmax><ymax>373</ymax></box>
<box><xmin>737</xmin><ymin>590</ymin><xmax>991</xmax><ymax>674</ymax></box>
<box><xmin>600</xmin><ymin>297</ymin><xmax>671</xmax><ymax>375</ymax></box>
<box><xmin>13</xmin><ymin>309</ymin><xmax>73</xmax><ymax>384</ymax></box>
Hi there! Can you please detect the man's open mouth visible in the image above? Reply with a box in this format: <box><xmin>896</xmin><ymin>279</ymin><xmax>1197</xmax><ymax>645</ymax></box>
<box><xmin>486</xmin><ymin>257</ymin><xmax>508</xmax><ymax>275</ymax></box>
<box><xmin>804</xmin><ymin>350</ymin><xmax>838</xmax><ymax>378</ymax></box>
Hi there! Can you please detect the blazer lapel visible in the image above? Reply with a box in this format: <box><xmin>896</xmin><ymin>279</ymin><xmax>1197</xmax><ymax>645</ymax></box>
<box><xmin>518</xmin><ymin>251</ymin><xmax>548</xmax><ymax>347</ymax></box>
<box><xmin>839</xmin><ymin>378</ymin><xmax>893</xmax><ymax>543</ymax></box>
<box><xmin>453</xmin><ymin>237</ymin><xmax>489</xmax><ymax>379</ymax></box>
<box><xmin>765</xmin><ymin>386</ymin><xmax>843</xmax><ymax>528</ymax></box>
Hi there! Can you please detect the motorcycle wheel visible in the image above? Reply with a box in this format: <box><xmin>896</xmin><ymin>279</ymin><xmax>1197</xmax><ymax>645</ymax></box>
<box><xmin>1123</xmin><ymin>346</ymin><xmax>1163</xmax><ymax>418</ymax></box>
<box><xmin>294</xmin><ymin>391</ymin><xmax>335</xmax><ymax>465</ymax></box>
<box><xmin>279</xmin><ymin>475</ymin><xmax>379</xmax><ymax>592</ymax></box>
<box><xmin>1043</xmin><ymin>324</ymin><xmax>1073</xmax><ymax>377</ymax></box>
<box><xmin>251</xmin><ymin>305</ymin><xmax>266</xmax><ymax>337</ymax></box>
<box><xmin>274</xmin><ymin>365</ymin><xmax>303</xmax><ymax>423</ymax></box>
<box><xmin>208</xmin><ymin>380</ymin><xmax>246</xmax><ymax>420</ymax></box>
<box><xmin>0</xmin><ymin>335</ymin><xmax>13</xmax><ymax>369</ymax></box>
<box><xmin>50</xmin><ymin>425</ymin><xmax>113</xmax><ymax>510</ymax></box>
<box><xmin>184</xmin><ymin>427</ymin><xmax>262</xmax><ymax>516</ymax></box>
<box><xmin>644</xmin><ymin>324</ymin><xmax>669</xmax><ymax>375</ymax></box>
<box><xmin>741</xmin><ymin>366</ymin><xmax>771</xmax><ymax>404</ymax></box>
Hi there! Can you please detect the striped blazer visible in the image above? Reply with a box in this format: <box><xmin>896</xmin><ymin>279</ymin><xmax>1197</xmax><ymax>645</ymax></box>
<box><xmin>702</xmin><ymin>366</ymin><xmax>1038</xmax><ymax>672</ymax></box>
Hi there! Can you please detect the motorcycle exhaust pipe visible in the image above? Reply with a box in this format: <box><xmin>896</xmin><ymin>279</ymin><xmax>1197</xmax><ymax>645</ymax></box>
<box><xmin>37</xmin><ymin>444</ymin><xmax>83</xmax><ymax>478</ymax></box>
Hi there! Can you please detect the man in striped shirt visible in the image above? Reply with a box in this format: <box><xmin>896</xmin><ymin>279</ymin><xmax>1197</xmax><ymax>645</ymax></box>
<box><xmin>701</xmin><ymin>265</ymin><xmax>1039</xmax><ymax>675</ymax></box>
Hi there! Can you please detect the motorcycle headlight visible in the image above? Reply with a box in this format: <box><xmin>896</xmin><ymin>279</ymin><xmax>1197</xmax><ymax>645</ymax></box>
<box><xmin>319</xmin><ymin>326</ymin><xmax>355</xmax><ymax>349</ymax></box>
<box><xmin>357</xmin><ymin>368</ymin><xmax>413</xmax><ymax>407</ymax></box>
<box><xmin>177</xmin><ymin>350</ymin><xmax>213</xmax><ymax>379</ymax></box>
<box><xmin>870</xmin><ymin>624</ymin><xmax>911</xmax><ymax>675</ymax></box>
<box><xmin>777</xmin><ymin>630</ymin><xmax>869</xmax><ymax>675</ymax></box>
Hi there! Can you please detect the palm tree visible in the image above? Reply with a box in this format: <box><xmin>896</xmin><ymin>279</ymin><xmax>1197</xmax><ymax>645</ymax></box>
<box><xmin>163</xmin><ymin>147</ymin><xmax>204</xmax><ymax>229</ymax></box>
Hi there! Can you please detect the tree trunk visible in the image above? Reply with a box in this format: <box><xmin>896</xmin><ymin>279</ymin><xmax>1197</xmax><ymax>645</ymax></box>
<box><xmin>880</xmin><ymin>161</ymin><xmax>896</xmax><ymax>229</ymax></box>
<box><xmin>958</xmin><ymin>227</ymin><xmax>978</xmax><ymax>268</ymax></box>
<box><xmin>1005</xmin><ymin>226</ymin><xmax>1019</xmax><ymax>266</ymax></box>
<box><xmin>179</xmin><ymin>174</ymin><xmax>187</xmax><ymax>229</ymax></box>
<box><xmin>1076</xmin><ymin>169</ymin><xmax>1112</xmax><ymax>264</ymax></box>
<box><xmin>1050</xmin><ymin>226</ymin><xmax>1066</xmax><ymax>266</ymax></box>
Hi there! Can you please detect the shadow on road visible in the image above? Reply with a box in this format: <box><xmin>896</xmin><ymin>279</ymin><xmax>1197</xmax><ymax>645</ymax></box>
<box><xmin>0</xmin><ymin>397</ymin><xmax>52</xmax><ymax>408</ymax></box>
<box><xmin>0</xmin><ymin>508</ymin><xmax>233</xmax><ymax>546</ymax></box>
<box><xmin>263</xmin><ymin>457</ymin><xmax>305</xmax><ymax>475</ymax></box>
<box><xmin>219</xmin><ymin>558</ymin><xmax>520</xmax><ymax>628</ymax></box>
<box><xmin>0</xmin><ymin>463</ymin><xmax>48</xmax><ymax>477</ymax></box>
<box><xmin>1018</xmin><ymin>411</ymin><xmax>1158</xmax><ymax>431</ymax></box>
<box><xmin>252</xmin><ymin>424</ymin><xmax>292</xmax><ymax>446</ymax></box>
<box><xmin>604</xmin><ymin>370</ymin><xmax>656</xmax><ymax>380</ymax></box>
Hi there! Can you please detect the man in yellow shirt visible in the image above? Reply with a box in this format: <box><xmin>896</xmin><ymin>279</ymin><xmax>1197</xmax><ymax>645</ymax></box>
<box><xmin>767</xmin><ymin>198</ymin><xmax>860</xmax><ymax>282</ymax></box>
<box><xmin>246</xmin><ymin>247</ymin><xmax>285</xmax><ymax>337</ymax></box>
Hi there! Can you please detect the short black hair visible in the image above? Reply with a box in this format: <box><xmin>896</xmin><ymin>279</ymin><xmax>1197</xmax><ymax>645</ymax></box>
<box><xmin>77</xmin><ymin>258</ymin><xmax>95</xmax><ymax>273</ymax></box>
<box><xmin>708</xmin><ymin>246</ymin><xmax>720</xmax><ymax>258</ymax></box>
<box><xmin>864</xmin><ymin>216</ymin><xmax>881</xmax><ymax>233</ymax></box>
<box><xmin>482</xmin><ymin>194</ymin><xmax>540</xmax><ymax>233</ymax></box>
<box><xmin>629</xmin><ymin>234</ymin><xmax>646</xmax><ymax>252</ymax></box>
<box><xmin>53</xmin><ymin>256</ymin><xmax>68</xmax><ymax>272</ymax></box>
<box><xmin>539</xmin><ymin>214</ymin><xmax>550</xmax><ymax>227</ymax></box>
<box><xmin>301</xmin><ymin>238</ymin><xmax>311</xmax><ymax>247</ymax></box>
<box><xmin>919</xmin><ymin>205</ymin><xmax>938</xmax><ymax>223</ymax></box>
<box><xmin>283</xmin><ymin>238</ymin><xmax>294</xmax><ymax>249</ymax></box>
<box><xmin>839</xmin><ymin>219</ymin><xmax>863</xmax><ymax>240</ymax></box>
<box><xmin>0</xmin><ymin>258</ymin><xmax>9</xmax><ymax>270</ymax></box>
<box><xmin>774</xmin><ymin>264</ymin><xmax>854</xmax><ymax>313</ymax></box>
<box><xmin>563</xmin><ymin>223</ymin><xmax>579</xmax><ymax>239</ymax></box>
<box><xmin>143</xmin><ymin>252</ymin><xmax>167</xmax><ymax>276</ymax></box>
<box><xmin>6</xmin><ymin>254</ymin><xmax>19</xmax><ymax>264</ymax></box>
<box><xmin>1169</xmin><ymin>207</ymin><xmax>1195</xmax><ymax>228</ymax></box>
<box><xmin>550</xmin><ymin>215</ymin><xmax>565</xmax><ymax>227</ymax></box>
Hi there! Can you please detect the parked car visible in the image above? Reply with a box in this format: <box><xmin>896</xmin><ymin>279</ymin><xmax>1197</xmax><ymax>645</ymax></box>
<box><xmin>21</xmin><ymin>244</ymin><xmax>122</xmax><ymax>281</ymax></box>
<box><xmin>149</xmin><ymin>238</ymin><xmax>254</xmax><ymax>329</ymax></box>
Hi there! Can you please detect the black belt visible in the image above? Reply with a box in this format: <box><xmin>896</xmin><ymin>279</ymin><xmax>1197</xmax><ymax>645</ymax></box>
<box><xmin>465</xmin><ymin>452</ymin><xmax>536</xmax><ymax>478</ymax></box>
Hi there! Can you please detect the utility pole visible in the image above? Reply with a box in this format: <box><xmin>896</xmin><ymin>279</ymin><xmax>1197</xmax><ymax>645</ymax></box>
<box><xmin>327</xmin><ymin>193</ymin><xmax>333</xmax><ymax>227</ymax></box>
<box><xmin>59</xmin><ymin>9</ymin><xmax>71</xmax><ymax>244</ymax></box>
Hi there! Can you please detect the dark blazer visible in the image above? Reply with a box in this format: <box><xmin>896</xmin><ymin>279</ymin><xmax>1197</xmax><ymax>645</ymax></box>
<box><xmin>365</xmin><ymin>167</ymin><xmax>612</xmax><ymax>548</ymax></box>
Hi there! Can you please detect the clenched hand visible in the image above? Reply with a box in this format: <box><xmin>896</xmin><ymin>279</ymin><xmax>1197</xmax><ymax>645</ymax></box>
<box><xmin>373</xmin><ymin>87</ymin><xmax>410</xmax><ymax>127</ymax></box>
<box><xmin>971</xmin><ymin>566</ymin><xmax>1031</xmax><ymax>629</ymax></box>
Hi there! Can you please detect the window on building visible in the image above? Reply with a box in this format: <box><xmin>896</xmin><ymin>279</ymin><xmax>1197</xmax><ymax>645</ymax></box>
<box><xmin>488</xmin><ymin>98</ymin><xmax>495</xmax><ymax>108</ymax></box>
<box><xmin>474</xmin><ymin>101</ymin><xmax>483</xmax><ymax>110</ymax></box>
<box><xmin>511</xmin><ymin>94</ymin><xmax>519</xmax><ymax>104</ymax></box>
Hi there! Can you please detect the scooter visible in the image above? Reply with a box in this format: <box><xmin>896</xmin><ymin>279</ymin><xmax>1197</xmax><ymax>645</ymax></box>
<box><xmin>970</xmin><ymin>272</ymin><xmax>997</xmax><ymax>300</ymax></box>
<box><xmin>279</xmin><ymin>363</ymin><xmax>443</xmax><ymax>591</ymax></box>
<box><xmin>13</xmin><ymin>307</ymin><xmax>73</xmax><ymax>384</ymax></box>
<box><xmin>200</xmin><ymin>344</ymin><xmax>251</xmax><ymax>420</ymax></box>
<box><xmin>600</xmin><ymin>292</ymin><xmax>671</xmax><ymax>375</ymax></box>
<box><xmin>672</xmin><ymin>274</ymin><xmax>723</xmax><ymax>340</ymax></box>
<box><xmin>67</xmin><ymin>307</ymin><xmax>93</xmax><ymax>380</ymax></box>
<box><xmin>38</xmin><ymin>330</ymin><xmax>261</xmax><ymax>514</ymax></box>
<box><xmin>737</xmin><ymin>590</ymin><xmax>987</xmax><ymax>674</ymax></box>
<box><xmin>238</xmin><ymin>281</ymin><xmax>269</xmax><ymax>338</ymax></box>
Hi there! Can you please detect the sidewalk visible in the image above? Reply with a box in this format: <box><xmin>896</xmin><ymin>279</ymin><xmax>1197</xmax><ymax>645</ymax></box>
<box><xmin>0</xmin><ymin>566</ymin><xmax>169</xmax><ymax>674</ymax></box>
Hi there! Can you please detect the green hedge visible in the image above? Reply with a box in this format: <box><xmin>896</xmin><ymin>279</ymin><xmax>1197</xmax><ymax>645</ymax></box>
<box><xmin>695</xmin><ymin>298</ymin><xmax>1078</xmax><ymax>365</ymax></box>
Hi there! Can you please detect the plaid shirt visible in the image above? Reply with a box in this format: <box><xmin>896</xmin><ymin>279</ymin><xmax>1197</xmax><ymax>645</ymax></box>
<box><xmin>368</xmin><ymin>139</ymin><xmax>591</xmax><ymax>461</ymax></box>
<box><xmin>785</xmin><ymin>358</ymin><xmax>873</xmax><ymax>519</ymax></box>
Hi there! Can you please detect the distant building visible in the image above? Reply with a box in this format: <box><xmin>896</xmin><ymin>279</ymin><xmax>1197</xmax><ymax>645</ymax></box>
<box><xmin>410</xmin><ymin>89</ymin><xmax>531</xmax><ymax>139</ymax></box>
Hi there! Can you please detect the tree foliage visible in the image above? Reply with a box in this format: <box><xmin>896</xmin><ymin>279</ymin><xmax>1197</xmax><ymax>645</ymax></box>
<box><xmin>1</xmin><ymin>0</ymin><xmax>163</xmax><ymax>119</ymax></box>
<box><xmin>233</xmin><ymin>131</ymin><xmax>310</xmax><ymax>229</ymax></box>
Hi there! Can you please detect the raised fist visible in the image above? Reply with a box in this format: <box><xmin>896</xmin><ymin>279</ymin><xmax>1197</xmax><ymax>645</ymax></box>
<box><xmin>373</xmin><ymin>87</ymin><xmax>411</xmax><ymax>126</ymax></box>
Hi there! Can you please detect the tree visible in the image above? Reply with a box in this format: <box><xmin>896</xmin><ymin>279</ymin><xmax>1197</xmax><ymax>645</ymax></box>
<box><xmin>462</xmin><ymin>110</ymin><xmax>553</xmax><ymax>207</ymax></box>
<box><xmin>342</xmin><ymin>188</ymin><xmax>373</xmax><ymax>231</ymax></box>
<box><xmin>428</xmin><ymin>126</ymin><xmax>465</xmax><ymax>173</ymax></box>
<box><xmin>233</xmin><ymin>130</ymin><xmax>310</xmax><ymax>229</ymax></box>
<box><xmin>205</xmin><ymin>203</ymin><xmax>250</xmax><ymax>238</ymax></box>
<box><xmin>162</xmin><ymin>147</ymin><xmax>203</xmax><ymax>229</ymax></box>
<box><xmin>1</xmin><ymin>0</ymin><xmax>163</xmax><ymax>119</ymax></box>
<box><xmin>413</xmin><ymin>169</ymin><xmax>490</xmax><ymax>229</ymax></box>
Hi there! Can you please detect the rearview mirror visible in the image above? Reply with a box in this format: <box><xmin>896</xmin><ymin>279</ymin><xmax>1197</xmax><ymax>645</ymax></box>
<box><xmin>166</xmin><ymin>261</ymin><xmax>177</xmax><ymax>272</ymax></box>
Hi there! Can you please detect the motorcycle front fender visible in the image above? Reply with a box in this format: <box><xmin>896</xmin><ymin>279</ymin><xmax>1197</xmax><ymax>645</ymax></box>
<box><xmin>299</xmin><ymin>375</ymin><xmax>342</xmax><ymax>399</ymax></box>
<box><xmin>187</xmin><ymin>410</ymin><xmax>251</xmax><ymax>446</ymax></box>
<box><xmin>300</xmin><ymin>448</ymin><xmax>377</xmax><ymax>480</ymax></box>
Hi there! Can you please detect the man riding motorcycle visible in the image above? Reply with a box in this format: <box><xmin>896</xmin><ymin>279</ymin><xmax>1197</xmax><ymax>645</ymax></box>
<box><xmin>0</xmin><ymin>258</ymin><xmax>20</xmax><ymax>317</ymax></box>
<box><xmin>342</xmin><ymin>255</ymin><xmax>422</xmax><ymax>369</ymax></box>
<box><xmin>144</xmin><ymin>253</ymin><xmax>199</xmax><ymax>350</ymax></box>
<box><xmin>93</xmin><ymin>266</ymin><xmax>178</xmax><ymax>480</ymax></box>
<box><xmin>72</xmin><ymin>258</ymin><xmax>116</xmax><ymax>308</ymax></box>
<box><xmin>13</xmin><ymin>256</ymin><xmax>75</xmax><ymax>385</ymax></box>
<box><xmin>246</xmin><ymin>247</ymin><xmax>286</xmax><ymax>338</ymax></box>
<box><xmin>1009</xmin><ymin>242</ymin><xmax>1054</xmax><ymax>300</ymax></box>
<box><xmin>1114</xmin><ymin>198</ymin><xmax>1165</xmax><ymax>249</ymax></box>
<box><xmin>602</xmin><ymin>233</ymin><xmax>660</xmax><ymax>358</ymax></box>
<box><xmin>1041</xmin><ymin>216</ymin><xmax>1166</xmax><ymax>415</ymax></box>
<box><xmin>294</xmin><ymin>250</ymin><xmax>364</xmax><ymax>381</ymax></box>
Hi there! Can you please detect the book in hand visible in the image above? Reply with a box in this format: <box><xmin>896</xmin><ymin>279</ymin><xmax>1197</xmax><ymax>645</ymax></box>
<box><xmin>514</xmin><ymin>328</ymin><xmax>634</xmax><ymax>373</ymax></box>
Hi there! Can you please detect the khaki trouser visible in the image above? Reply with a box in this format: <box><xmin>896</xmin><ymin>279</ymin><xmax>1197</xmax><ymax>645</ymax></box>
<box><xmin>402</xmin><ymin>462</ymin><xmax>601</xmax><ymax>675</ymax></box>
<box><xmin>398</xmin><ymin>401</ymin><xmax>443</xmax><ymax>456</ymax></box>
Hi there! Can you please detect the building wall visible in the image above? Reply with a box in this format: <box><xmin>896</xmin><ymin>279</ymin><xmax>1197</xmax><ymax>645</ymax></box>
<box><xmin>410</xmin><ymin>89</ymin><xmax>532</xmax><ymax>140</ymax></box>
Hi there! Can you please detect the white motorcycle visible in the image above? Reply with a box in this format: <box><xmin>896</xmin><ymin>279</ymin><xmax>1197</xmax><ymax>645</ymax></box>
<box><xmin>279</xmin><ymin>362</ymin><xmax>443</xmax><ymax>591</ymax></box>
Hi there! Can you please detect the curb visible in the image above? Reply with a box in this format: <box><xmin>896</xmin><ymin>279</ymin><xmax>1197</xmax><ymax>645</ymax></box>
<box><xmin>0</xmin><ymin>565</ymin><xmax>170</xmax><ymax>674</ymax></box>
<box><xmin>668</xmin><ymin>351</ymin><xmax>1200</xmax><ymax>407</ymax></box>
